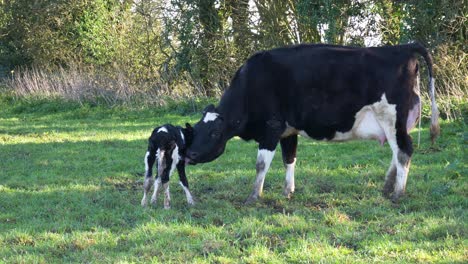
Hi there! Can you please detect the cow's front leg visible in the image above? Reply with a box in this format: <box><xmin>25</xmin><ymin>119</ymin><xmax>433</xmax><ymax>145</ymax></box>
<box><xmin>280</xmin><ymin>135</ymin><xmax>297</xmax><ymax>199</ymax></box>
<box><xmin>245</xmin><ymin>147</ymin><xmax>276</xmax><ymax>204</ymax></box>
<box><xmin>177</xmin><ymin>162</ymin><xmax>195</xmax><ymax>205</ymax></box>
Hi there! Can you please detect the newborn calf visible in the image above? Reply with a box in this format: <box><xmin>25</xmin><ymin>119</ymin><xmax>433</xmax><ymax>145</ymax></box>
<box><xmin>141</xmin><ymin>123</ymin><xmax>194</xmax><ymax>209</ymax></box>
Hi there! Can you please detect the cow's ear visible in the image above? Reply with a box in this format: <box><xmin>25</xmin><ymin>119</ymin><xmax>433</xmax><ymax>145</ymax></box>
<box><xmin>202</xmin><ymin>104</ymin><xmax>216</xmax><ymax>114</ymax></box>
<box><xmin>185</xmin><ymin>123</ymin><xmax>193</xmax><ymax>131</ymax></box>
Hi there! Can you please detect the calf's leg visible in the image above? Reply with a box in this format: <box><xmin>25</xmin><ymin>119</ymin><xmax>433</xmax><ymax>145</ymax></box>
<box><xmin>151</xmin><ymin>149</ymin><xmax>166</xmax><ymax>205</ymax></box>
<box><xmin>142</xmin><ymin>150</ymin><xmax>156</xmax><ymax>207</ymax></box>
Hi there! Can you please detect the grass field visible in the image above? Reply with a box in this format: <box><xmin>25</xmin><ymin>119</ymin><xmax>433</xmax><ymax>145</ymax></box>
<box><xmin>0</xmin><ymin>97</ymin><xmax>466</xmax><ymax>263</ymax></box>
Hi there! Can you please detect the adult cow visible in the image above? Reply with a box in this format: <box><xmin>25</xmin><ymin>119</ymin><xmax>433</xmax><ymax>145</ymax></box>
<box><xmin>186</xmin><ymin>43</ymin><xmax>439</xmax><ymax>203</ymax></box>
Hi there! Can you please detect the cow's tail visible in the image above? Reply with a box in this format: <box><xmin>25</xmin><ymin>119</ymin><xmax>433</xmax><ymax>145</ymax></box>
<box><xmin>410</xmin><ymin>42</ymin><xmax>440</xmax><ymax>144</ymax></box>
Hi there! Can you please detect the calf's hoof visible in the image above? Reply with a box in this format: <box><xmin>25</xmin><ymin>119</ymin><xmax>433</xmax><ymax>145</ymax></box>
<box><xmin>141</xmin><ymin>198</ymin><xmax>148</xmax><ymax>207</ymax></box>
<box><xmin>391</xmin><ymin>193</ymin><xmax>403</xmax><ymax>204</ymax></box>
<box><xmin>187</xmin><ymin>198</ymin><xmax>196</xmax><ymax>206</ymax></box>
<box><xmin>244</xmin><ymin>193</ymin><xmax>259</xmax><ymax>205</ymax></box>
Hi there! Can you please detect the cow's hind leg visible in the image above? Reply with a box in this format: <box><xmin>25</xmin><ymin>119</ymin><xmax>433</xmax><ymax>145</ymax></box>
<box><xmin>392</xmin><ymin>131</ymin><xmax>413</xmax><ymax>202</ymax></box>
<box><xmin>381</xmin><ymin>122</ymin><xmax>413</xmax><ymax>203</ymax></box>
<box><xmin>280</xmin><ymin>135</ymin><xmax>297</xmax><ymax>198</ymax></box>
<box><xmin>382</xmin><ymin>158</ymin><xmax>397</xmax><ymax>197</ymax></box>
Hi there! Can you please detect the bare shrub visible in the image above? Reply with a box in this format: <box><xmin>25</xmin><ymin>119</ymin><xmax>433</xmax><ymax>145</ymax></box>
<box><xmin>424</xmin><ymin>44</ymin><xmax>467</xmax><ymax>120</ymax></box>
<box><xmin>6</xmin><ymin>64</ymin><xmax>210</xmax><ymax>107</ymax></box>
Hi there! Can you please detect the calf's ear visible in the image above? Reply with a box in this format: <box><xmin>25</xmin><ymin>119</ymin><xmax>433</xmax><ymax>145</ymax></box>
<box><xmin>202</xmin><ymin>104</ymin><xmax>216</xmax><ymax>114</ymax></box>
<box><xmin>185</xmin><ymin>123</ymin><xmax>193</xmax><ymax>131</ymax></box>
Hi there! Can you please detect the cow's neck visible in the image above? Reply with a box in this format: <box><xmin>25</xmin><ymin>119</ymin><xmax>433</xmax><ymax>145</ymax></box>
<box><xmin>218</xmin><ymin>86</ymin><xmax>248</xmax><ymax>137</ymax></box>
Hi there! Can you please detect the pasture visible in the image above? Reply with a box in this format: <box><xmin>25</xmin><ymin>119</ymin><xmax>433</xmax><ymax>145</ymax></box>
<box><xmin>0</xmin><ymin>97</ymin><xmax>466</xmax><ymax>263</ymax></box>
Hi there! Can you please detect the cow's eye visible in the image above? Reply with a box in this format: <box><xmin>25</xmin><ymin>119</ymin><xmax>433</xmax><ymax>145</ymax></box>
<box><xmin>211</xmin><ymin>132</ymin><xmax>220</xmax><ymax>139</ymax></box>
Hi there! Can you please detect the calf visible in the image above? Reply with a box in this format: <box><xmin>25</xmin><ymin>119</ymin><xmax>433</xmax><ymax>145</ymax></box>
<box><xmin>141</xmin><ymin>124</ymin><xmax>194</xmax><ymax>208</ymax></box>
<box><xmin>186</xmin><ymin>43</ymin><xmax>440</xmax><ymax>204</ymax></box>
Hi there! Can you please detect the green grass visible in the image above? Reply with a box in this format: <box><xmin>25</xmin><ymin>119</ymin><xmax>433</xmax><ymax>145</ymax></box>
<box><xmin>0</xmin><ymin>96</ymin><xmax>466</xmax><ymax>263</ymax></box>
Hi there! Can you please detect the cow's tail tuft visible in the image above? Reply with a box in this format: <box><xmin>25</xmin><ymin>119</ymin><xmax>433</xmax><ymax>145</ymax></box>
<box><xmin>410</xmin><ymin>42</ymin><xmax>440</xmax><ymax>144</ymax></box>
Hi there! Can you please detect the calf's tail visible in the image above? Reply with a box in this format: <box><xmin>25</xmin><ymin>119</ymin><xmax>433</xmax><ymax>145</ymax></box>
<box><xmin>410</xmin><ymin>42</ymin><xmax>440</xmax><ymax>144</ymax></box>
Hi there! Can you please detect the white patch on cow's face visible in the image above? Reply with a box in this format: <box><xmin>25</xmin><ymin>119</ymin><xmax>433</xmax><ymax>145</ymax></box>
<box><xmin>179</xmin><ymin>181</ymin><xmax>195</xmax><ymax>205</ymax></box>
<box><xmin>158</xmin><ymin>126</ymin><xmax>168</xmax><ymax>133</ymax></box>
<box><xmin>203</xmin><ymin>112</ymin><xmax>219</xmax><ymax>123</ymax></box>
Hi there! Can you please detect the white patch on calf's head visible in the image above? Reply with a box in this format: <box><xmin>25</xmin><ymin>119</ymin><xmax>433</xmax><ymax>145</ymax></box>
<box><xmin>157</xmin><ymin>126</ymin><xmax>168</xmax><ymax>133</ymax></box>
<box><xmin>203</xmin><ymin>112</ymin><xmax>219</xmax><ymax>123</ymax></box>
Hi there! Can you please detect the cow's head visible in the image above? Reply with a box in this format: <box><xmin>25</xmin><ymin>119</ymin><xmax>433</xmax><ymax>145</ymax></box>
<box><xmin>186</xmin><ymin>104</ymin><xmax>242</xmax><ymax>164</ymax></box>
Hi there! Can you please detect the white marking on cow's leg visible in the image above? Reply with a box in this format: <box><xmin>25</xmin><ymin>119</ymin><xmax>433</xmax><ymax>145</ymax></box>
<box><xmin>283</xmin><ymin>158</ymin><xmax>296</xmax><ymax>198</ymax></box>
<box><xmin>179</xmin><ymin>182</ymin><xmax>195</xmax><ymax>205</ymax></box>
<box><xmin>393</xmin><ymin>151</ymin><xmax>411</xmax><ymax>202</ymax></box>
<box><xmin>382</xmin><ymin>157</ymin><xmax>397</xmax><ymax>197</ymax></box>
<box><xmin>203</xmin><ymin>112</ymin><xmax>219</xmax><ymax>123</ymax></box>
<box><xmin>371</xmin><ymin>93</ymin><xmax>410</xmax><ymax>201</ymax></box>
<box><xmin>245</xmin><ymin>149</ymin><xmax>275</xmax><ymax>204</ymax></box>
<box><xmin>163</xmin><ymin>183</ymin><xmax>171</xmax><ymax>209</ymax></box>
<box><xmin>150</xmin><ymin>177</ymin><xmax>161</xmax><ymax>205</ymax></box>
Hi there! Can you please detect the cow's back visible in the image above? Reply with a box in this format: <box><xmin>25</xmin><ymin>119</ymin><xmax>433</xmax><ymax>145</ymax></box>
<box><xmin>239</xmin><ymin>44</ymin><xmax>418</xmax><ymax>140</ymax></box>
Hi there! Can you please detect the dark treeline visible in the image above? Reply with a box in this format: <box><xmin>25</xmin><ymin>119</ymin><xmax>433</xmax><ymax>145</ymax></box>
<box><xmin>0</xmin><ymin>0</ymin><xmax>465</xmax><ymax>107</ymax></box>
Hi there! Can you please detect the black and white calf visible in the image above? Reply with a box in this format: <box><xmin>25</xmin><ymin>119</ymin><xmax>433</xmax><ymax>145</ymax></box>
<box><xmin>186</xmin><ymin>43</ymin><xmax>440</xmax><ymax>203</ymax></box>
<box><xmin>141</xmin><ymin>124</ymin><xmax>194</xmax><ymax>208</ymax></box>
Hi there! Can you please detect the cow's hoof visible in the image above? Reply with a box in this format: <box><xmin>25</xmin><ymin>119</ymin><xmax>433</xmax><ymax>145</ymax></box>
<box><xmin>244</xmin><ymin>194</ymin><xmax>259</xmax><ymax>205</ymax></box>
<box><xmin>150</xmin><ymin>197</ymin><xmax>157</xmax><ymax>205</ymax></box>
<box><xmin>141</xmin><ymin>198</ymin><xmax>148</xmax><ymax>207</ymax></box>
<box><xmin>283</xmin><ymin>188</ymin><xmax>294</xmax><ymax>199</ymax></box>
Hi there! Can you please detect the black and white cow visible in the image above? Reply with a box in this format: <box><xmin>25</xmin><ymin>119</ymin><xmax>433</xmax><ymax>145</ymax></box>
<box><xmin>186</xmin><ymin>43</ymin><xmax>440</xmax><ymax>203</ymax></box>
<box><xmin>141</xmin><ymin>124</ymin><xmax>194</xmax><ymax>208</ymax></box>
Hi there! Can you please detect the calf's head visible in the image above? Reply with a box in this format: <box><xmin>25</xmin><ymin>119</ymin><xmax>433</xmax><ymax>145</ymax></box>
<box><xmin>187</xmin><ymin>104</ymin><xmax>242</xmax><ymax>164</ymax></box>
